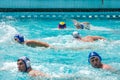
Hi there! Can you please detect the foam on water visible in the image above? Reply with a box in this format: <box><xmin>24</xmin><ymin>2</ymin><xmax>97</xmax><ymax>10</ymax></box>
<box><xmin>0</xmin><ymin>22</ymin><xmax>18</xmax><ymax>43</ymax></box>
<box><xmin>51</xmin><ymin>25</ymin><xmax>113</xmax><ymax>31</ymax></box>
<box><xmin>43</xmin><ymin>35</ymin><xmax>109</xmax><ymax>51</ymax></box>
<box><xmin>0</xmin><ymin>62</ymin><xmax>17</xmax><ymax>72</ymax></box>
<box><xmin>90</xmin><ymin>25</ymin><xmax>113</xmax><ymax>31</ymax></box>
<box><xmin>0</xmin><ymin>14</ymin><xmax>120</xmax><ymax>80</ymax></box>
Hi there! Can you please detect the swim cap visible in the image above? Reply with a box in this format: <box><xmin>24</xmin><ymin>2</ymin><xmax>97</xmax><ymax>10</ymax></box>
<box><xmin>88</xmin><ymin>52</ymin><xmax>102</xmax><ymax>63</ymax></box>
<box><xmin>18</xmin><ymin>56</ymin><xmax>31</xmax><ymax>72</ymax></box>
<box><xmin>72</xmin><ymin>31</ymin><xmax>81</xmax><ymax>38</ymax></box>
<box><xmin>14</xmin><ymin>34</ymin><xmax>24</xmax><ymax>43</ymax></box>
<box><xmin>58</xmin><ymin>22</ymin><xmax>66</xmax><ymax>29</ymax></box>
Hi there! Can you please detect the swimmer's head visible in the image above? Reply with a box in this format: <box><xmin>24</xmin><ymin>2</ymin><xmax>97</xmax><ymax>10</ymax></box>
<box><xmin>88</xmin><ymin>52</ymin><xmax>102</xmax><ymax>63</ymax></box>
<box><xmin>17</xmin><ymin>56</ymin><xmax>31</xmax><ymax>72</ymax></box>
<box><xmin>14</xmin><ymin>34</ymin><xmax>24</xmax><ymax>43</ymax></box>
<box><xmin>72</xmin><ymin>31</ymin><xmax>81</xmax><ymax>38</ymax></box>
<box><xmin>58</xmin><ymin>22</ymin><xmax>66</xmax><ymax>29</ymax></box>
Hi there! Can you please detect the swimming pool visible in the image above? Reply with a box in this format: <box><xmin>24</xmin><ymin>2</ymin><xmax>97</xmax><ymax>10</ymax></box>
<box><xmin>0</xmin><ymin>12</ymin><xmax>120</xmax><ymax>80</ymax></box>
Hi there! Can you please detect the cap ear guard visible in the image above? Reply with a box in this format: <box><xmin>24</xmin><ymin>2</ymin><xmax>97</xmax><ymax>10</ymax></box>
<box><xmin>26</xmin><ymin>60</ymin><xmax>30</xmax><ymax>69</ymax></box>
<box><xmin>88</xmin><ymin>52</ymin><xmax>102</xmax><ymax>63</ymax></box>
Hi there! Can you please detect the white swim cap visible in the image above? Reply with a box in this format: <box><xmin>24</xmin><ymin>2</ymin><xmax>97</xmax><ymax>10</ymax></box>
<box><xmin>72</xmin><ymin>31</ymin><xmax>81</xmax><ymax>38</ymax></box>
<box><xmin>18</xmin><ymin>56</ymin><xmax>31</xmax><ymax>72</ymax></box>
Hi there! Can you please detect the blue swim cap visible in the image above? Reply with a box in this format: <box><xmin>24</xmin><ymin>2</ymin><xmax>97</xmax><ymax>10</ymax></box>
<box><xmin>18</xmin><ymin>56</ymin><xmax>31</xmax><ymax>72</ymax></box>
<box><xmin>14</xmin><ymin>34</ymin><xmax>24</xmax><ymax>43</ymax></box>
<box><xmin>88</xmin><ymin>52</ymin><xmax>102</xmax><ymax>63</ymax></box>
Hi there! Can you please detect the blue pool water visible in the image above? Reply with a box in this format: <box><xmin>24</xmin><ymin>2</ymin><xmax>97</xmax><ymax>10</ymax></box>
<box><xmin>0</xmin><ymin>12</ymin><xmax>120</xmax><ymax>80</ymax></box>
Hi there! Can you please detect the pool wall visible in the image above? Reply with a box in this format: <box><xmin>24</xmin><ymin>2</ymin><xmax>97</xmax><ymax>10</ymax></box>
<box><xmin>0</xmin><ymin>0</ymin><xmax>120</xmax><ymax>8</ymax></box>
<box><xmin>0</xmin><ymin>0</ymin><xmax>120</xmax><ymax>12</ymax></box>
